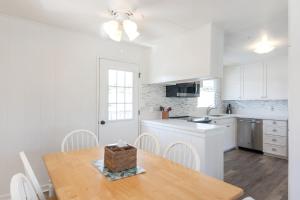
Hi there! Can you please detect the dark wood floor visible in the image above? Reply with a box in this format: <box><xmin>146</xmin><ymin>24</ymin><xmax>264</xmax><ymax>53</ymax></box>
<box><xmin>224</xmin><ymin>149</ymin><xmax>288</xmax><ymax>200</ymax></box>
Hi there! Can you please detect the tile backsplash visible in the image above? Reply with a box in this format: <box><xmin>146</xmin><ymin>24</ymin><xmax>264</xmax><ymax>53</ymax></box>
<box><xmin>223</xmin><ymin>100</ymin><xmax>288</xmax><ymax>117</ymax></box>
<box><xmin>140</xmin><ymin>84</ymin><xmax>288</xmax><ymax>120</ymax></box>
<box><xmin>140</xmin><ymin>84</ymin><xmax>216</xmax><ymax>119</ymax></box>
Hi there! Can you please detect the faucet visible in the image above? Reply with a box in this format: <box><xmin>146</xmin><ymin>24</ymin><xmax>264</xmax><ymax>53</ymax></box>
<box><xmin>206</xmin><ymin>105</ymin><xmax>217</xmax><ymax>116</ymax></box>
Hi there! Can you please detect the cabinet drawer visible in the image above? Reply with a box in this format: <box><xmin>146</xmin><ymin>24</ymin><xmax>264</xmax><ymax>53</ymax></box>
<box><xmin>264</xmin><ymin>126</ymin><xmax>287</xmax><ymax>136</ymax></box>
<box><xmin>264</xmin><ymin>144</ymin><xmax>287</xmax><ymax>157</ymax></box>
<box><xmin>211</xmin><ymin>118</ymin><xmax>235</xmax><ymax>125</ymax></box>
<box><xmin>264</xmin><ymin>135</ymin><xmax>287</xmax><ymax>146</ymax></box>
<box><xmin>263</xmin><ymin>120</ymin><xmax>287</xmax><ymax>128</ymax></box>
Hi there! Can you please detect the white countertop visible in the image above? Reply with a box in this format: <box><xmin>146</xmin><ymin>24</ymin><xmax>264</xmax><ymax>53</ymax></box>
<box><xmin>141</xmin><ymin>119</ymin><xmax>224</xmax><ymax>134</ymax></box>
<box><xmin>207</xmin><ymin>114</ymin><xmax>288</xmax><ymax>121</ymax></box>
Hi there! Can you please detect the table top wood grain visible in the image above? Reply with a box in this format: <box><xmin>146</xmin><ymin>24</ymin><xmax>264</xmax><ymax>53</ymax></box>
<box><xmin>43</xmin><ymin>148</ymin><xmax>243</xmax><ymax>200</ymax></box>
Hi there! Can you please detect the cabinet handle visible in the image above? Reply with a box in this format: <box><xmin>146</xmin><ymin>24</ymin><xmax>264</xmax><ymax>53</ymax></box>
<box><xmin>226</xmin><ymin>125</ymin><xmax>230</xmax><ymax>128</ymax></box>
<box><xmin>273</xmin><ymin>129</ymin><xmax>277</xmax><ymax>132</ymax></box>
<box><xmin>272</xmin><ymin>148</ymin><xmax>277</xmax><ymax>152</ymax></box>
<box><xmin>272</xmin><ymin>139</ymin><xmax>277</xmax><ymax>142</ymax></box>
<box><xmin>273</xmin><ymin>121</ymin><xmax>277</xmax><ymax>125</ymax></box>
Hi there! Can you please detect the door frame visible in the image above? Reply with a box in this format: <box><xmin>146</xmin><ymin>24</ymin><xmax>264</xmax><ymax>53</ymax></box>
<box><xmin>96</xmin><ymin>57</ymin><xmax>141</xmax><ymax>142</ymax></box>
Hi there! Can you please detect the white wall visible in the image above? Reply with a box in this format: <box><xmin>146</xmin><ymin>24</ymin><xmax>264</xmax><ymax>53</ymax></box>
<box><xmin>0</xmin><ymin>14</ymin><xmax>150</xmax><ymax>196</ymax></box>
<box><xmin>288</xmin><ymin>0</ymin><xmax>300</xmax><ymax>199</ymax></box>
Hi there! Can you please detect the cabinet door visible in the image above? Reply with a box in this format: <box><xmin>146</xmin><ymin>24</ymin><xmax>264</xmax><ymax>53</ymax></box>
<box><xmin>243</xmin><ymin>63</ymin><xmax>264</xmax><ymax>100</ymax></box>
<box><xmin>223</xmin><ymin>124</ymin><xmax>237</xmax><ymax>151</ymax></box>
<box><xmin>223</xmin><ymin>66</ymin><xmax>242</xmax><ymax>100</ymax></box>
<box><xmin>212</xmin><ymin>119</ymin><xmax>236</xmax><ymax>151</ymax></box>
<box><xmin>266</xmin><ymin>56</ymin><xmax>288</xmax><ymax>99</ymax></box>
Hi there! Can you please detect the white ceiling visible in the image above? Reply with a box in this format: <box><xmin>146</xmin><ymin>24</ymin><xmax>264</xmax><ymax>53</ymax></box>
<box><xmin>0</xmin><ymin>0</ymin><xmax>288</xmax><ymax>65</ymax></box>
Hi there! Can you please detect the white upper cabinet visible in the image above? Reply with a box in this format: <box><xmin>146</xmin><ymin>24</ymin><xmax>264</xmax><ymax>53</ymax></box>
<box><xmin>148</xmin><ymin>23</ymin><xmax>224</xmax><ymax>84</ymax></box>
<box><xmin>266</xmin><ymin>56</ymin><xmax>288</xmax><ymax>99</ymax></box>
<box><xmin>243</xmin><ymin>63</ymin><xmax>265</xmax><ymax>100</ymax></box>
<box><xmin>223</xmin><ymin>66</ymin><xmax>242</xmax><ymax>100</ymax></box>
<box><xmin>223</xmin><ymin>56</ymin><xmax>288</xmax><ymax>100</ymax></box>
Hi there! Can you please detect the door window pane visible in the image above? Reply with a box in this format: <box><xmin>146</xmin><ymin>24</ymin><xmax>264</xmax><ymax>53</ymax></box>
<box><xmin>108</xmin><ymin>104</ymin><xmax>117</xmax><ymax>120</ymax></box>
<box><xmin>117</xmin><ymin>87</ymin><xmax>125</xmax><ymax>103</ymax></box>
<box><xmin>125</xmin><ymin>88</ymin><xmax>132</xmax><ymax>103</ymax></box>
<box><xmin>117</xmin><ymin>104</ymin><xmax>125</xmax><ymax>120</ymax></box>
<box><xmin>125</xmin><ymin>104</ymin><xmax>132</xmax><ymax>112</ymax></box>
<box><xmin>108</xmin><ymin>69</ymin><xmax>134</xmax><ymax>121</ymax></box>
<box><xmin>108</xmin><ymin>87</ymin><xmax>117</xmax><ymax>103</ymax></box>
<box><xmin>117</xmin><ymin>71</ymin><xmax>125</xmax><ymax>87</ymax></box>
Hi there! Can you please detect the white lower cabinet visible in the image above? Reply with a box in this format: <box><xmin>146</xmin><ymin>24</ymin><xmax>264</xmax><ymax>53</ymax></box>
<box><xmin>141</xmin><ymin>120</ymin><xmax>225</xmax><ymax>180</ymax></box>
<box><xmin>263</xmin><ymin>120</ymin><xmax>288</xmax><ymax>158</ymax></box>
<box><xmin>264</xmin><ymin>143</ymin><xmax>287</xmax><ymax>157</ymax></box>
<box><xmin>211</xmin><ymin>118</ymin><xmax>237</xmax><ymax>151</ymax></box>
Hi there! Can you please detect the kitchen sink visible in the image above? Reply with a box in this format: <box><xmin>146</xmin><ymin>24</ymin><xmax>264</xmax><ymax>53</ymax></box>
<box><xmin>188</xmin><ymin>117</ymin><xmax>212</xmax><ymax>124</ymax></box>
<box><xmin>209</xmin><ymin>114</ymin><xmax>227</xmax><ymax>117</ymax></box>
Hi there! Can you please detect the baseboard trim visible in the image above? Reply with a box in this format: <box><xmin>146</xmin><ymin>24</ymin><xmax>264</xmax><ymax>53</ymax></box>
<box><xmin>0</xmin><ymin>184</ymin><xmax>50</xmax><ymax>200</ymax></box>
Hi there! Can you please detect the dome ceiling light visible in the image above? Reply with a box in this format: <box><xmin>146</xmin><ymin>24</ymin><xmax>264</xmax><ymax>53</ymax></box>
<box><xmin>103</xmin><ymin>11</ymin><xmax>140</xmax><ymax>42</ymax></box>
<box><xmin>254</xmin><ymin>35</ymin><xmax>275</xmax><ymax>54</ymax></box>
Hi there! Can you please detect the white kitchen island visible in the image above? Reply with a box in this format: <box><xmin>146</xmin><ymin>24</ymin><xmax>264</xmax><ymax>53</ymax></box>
<box><xmin>141</xmin><ymin>119</ymin><xmax>225</xmax><ymax>180</ymax></box>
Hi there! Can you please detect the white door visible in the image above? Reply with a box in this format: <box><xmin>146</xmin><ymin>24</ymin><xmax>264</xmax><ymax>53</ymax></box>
<box><xmin>223</xmin><ymin>66</ymin><xmax>242</xmax><ymax>100</ymax></box>
<box><xmin>243</xmin><ymin>63</ymin><xmax>265</xmax><ymax>100</ymax></box>
<box><xmin>98</xmin><ymin>59</ymin><xmax>139</xmax><ymax>145</ymax></box>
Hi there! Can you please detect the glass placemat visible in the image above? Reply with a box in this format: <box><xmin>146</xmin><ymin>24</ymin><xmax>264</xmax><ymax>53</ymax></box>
<box><xmin>93</xmin><ymin>160</ymin><xmax>146</xmax><ymax>181</ymax></box>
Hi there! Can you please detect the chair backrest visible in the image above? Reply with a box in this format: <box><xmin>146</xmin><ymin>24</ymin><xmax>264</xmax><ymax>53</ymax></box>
<box><xmin>134</xmin><ymin>133</ymin><xmax>160</xmax><ymax>154</ymax></box>
<box><xmin>19</xmin><ymin>152</ymin><xmax>46</xmax><ymax>200</ymax></box>
<box><xmin>243</xmin><ymin>197</ymin><xmax>255</xmax><ymax>200</ymax></box>
<box><xmin>61</xmin><ymin>129</ymin><xmax>99</xmax><ymax>152</ymax></box>
<box><xmin>163</xmin><ymin>141</ymin><xmax>200</xmax><ymax>171</ymax></box>
<box><xmin>10</xmin><ymin>173</ymin><xmax>39</xmax><ymax>200</ymax></box>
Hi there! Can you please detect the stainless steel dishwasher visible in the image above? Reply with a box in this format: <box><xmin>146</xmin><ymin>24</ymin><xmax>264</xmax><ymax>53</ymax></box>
<box><xmin>237</xmin><ymin>118</ymin><xmax>263</xmax><ymax>151</ymax></box>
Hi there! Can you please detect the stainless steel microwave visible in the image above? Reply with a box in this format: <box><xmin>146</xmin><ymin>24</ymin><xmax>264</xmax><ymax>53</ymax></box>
<box><xmin>166</xmin><ymin>82</ymin><xmax>200</xmax><ymax>97</ymax></box>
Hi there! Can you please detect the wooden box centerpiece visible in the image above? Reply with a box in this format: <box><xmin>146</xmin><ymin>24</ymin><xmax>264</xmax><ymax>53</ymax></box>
<box><xmin>104</xmin><ymin>144</ymin><xmax>137</xmax><ymax>172</ymax></box>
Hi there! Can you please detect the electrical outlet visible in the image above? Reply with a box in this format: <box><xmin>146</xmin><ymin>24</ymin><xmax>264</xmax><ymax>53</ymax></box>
<box><xmin>271</xmin><ymin>106</ymin><xmax>275</xmax><ymax>111</ymax></box>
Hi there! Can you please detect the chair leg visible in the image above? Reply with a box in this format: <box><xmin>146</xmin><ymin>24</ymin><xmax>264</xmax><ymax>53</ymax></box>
<box><xmin>48</xmin><ymin>181</ymin><xmax>55</xmax><ymax>197</ymax></box>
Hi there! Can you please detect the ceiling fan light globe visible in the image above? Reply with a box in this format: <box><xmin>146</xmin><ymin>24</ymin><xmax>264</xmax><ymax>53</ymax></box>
<box><xmin>123</xmin><ymin>20</ymin><xmax>138</xmax><ymax>32</ymax></box>
<box><xmin>103</xmin><ymin>20</ymin><xmax>122</xmax><ymax>42</ymax></box>
<box><xmin>127</xmin><ymin>31</ymin><xmax>140</xmax><ymax>41</ymax></box>
<box><xmin>108</xmin><ymin>30</ymin><xmax>122</xmax><ymax>42</ymax></box>
<box><xmin>123</xmin><ymin>20</ymin><xmax>140</xmax><ymax>41</ymax></box>
<box><xmin>103</xmin><ymin>20</ymin><xmax>118</xmax><ymax>34</ymax></box>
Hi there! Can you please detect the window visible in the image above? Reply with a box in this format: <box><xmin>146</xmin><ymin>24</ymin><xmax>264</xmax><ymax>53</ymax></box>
<box><xmin>197</xmin><ymin>80</ymin><xmax>217</xmax><ymax>108</ymax></box>
<box><xmin>108</xmin><ymin>69</ymin><xmax>133</xmax><ymax>120</ymax></box>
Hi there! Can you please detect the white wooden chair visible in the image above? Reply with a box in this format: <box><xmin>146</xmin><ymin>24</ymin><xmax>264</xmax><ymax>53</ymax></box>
<box><xmin>134</xmin><ymin>133</ymin><xmax>160</xmax><ymax>154</ymax></box>
<box><xmin>163</xmin><ymin>141</ymin><xmax>200</xmax><ymax>171</ymax></box>
<box><xmin>61</xmin><ymin>129</ymin><xmax>98</xmax><ymax>152</ymax></box>
<box><xmin>243</xmin><ymin>197</ymin><xmax>255</xmax><ymax>200</ymax></box>
<box><xmin>19</xmin><ymin>152</ymin><xmax>47</xmax><ymax>200</ymax></box>
<box><xmin>10</xmin><ymin>173</ymin><xmax>38</xmax><ymax>200</ymax></box>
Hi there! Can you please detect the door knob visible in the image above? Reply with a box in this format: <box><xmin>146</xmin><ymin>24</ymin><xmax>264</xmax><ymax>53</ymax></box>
<box><xmin>100</xmin><ymin>120</ymin><xmax>106</xmax><ymax>125</ymax></box>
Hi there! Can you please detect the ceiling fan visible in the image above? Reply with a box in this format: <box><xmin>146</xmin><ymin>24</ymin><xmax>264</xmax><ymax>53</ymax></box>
<box><xmin>40</xmin><ymin>0</ymin><xmax>163</xmax><ymax>42</ymax></box>
<box><xmin>103</xmin><ymin>10</ymin><xmax>140</xmax><ymax>42</ymax></box>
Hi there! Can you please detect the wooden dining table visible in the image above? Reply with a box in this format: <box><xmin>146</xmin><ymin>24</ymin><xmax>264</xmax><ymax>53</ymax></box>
<box><xmin>43</xmin><ymin>148</ymin><xmax>243</xmax><ymax>200</ymax></box>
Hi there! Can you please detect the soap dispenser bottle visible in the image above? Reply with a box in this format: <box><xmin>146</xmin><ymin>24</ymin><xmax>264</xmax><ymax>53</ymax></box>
<box><xmin>226</xmin><ymin>104</ymin><xmax>232</xmax><ymax>114</ymax></box>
